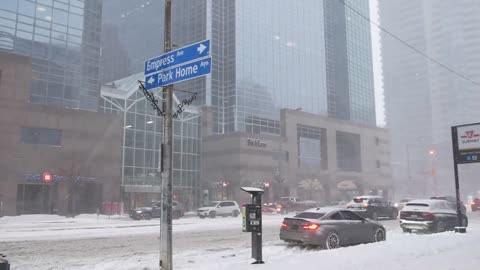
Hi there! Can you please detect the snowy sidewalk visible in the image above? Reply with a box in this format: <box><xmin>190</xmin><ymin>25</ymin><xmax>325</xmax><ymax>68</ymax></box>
<box><xmin>90</xmin><ymin>228</ymin><xmax>480</xmax><ymax>270</ymax></box>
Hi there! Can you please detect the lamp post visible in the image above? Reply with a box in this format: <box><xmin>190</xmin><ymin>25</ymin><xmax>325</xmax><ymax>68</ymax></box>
<box><xmin>405</xmin><ymin>144</ymin><xmax>413</xmax><ymax>196</ymax></box>
<box><xmin>429</xmin><ymin>149</ymin><xmax>437</xmax><ymax>196</ymax></box>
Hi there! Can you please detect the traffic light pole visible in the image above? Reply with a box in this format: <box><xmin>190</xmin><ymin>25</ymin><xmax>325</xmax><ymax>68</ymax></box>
<box><xmin>160</xmin><ymin>0</ymin><xmax>173</xmax><ymax>269</ymax></box>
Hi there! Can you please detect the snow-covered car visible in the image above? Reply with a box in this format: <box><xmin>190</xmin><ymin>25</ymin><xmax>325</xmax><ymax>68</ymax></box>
<box><xmin>399</xmin><ymin>199</ymin><xmax>468</xmax><ymax>233</ymax></box>
<box><xmin>197</xmin><ymin>201</ymin><xmax>240</xmax><ymax>218</ymax></box>
<box><xmin>280</xmin><ymin>207</ymin><xmax>386</xmax><ymax>249</ymax></box>
<box><xmin>430</xmin><ymin>196</ymin><xmax>467</xmax><ymax>214</ymax></box>
<box><xmin>129</xmin><ymin>201</ymin><xmax>184</xmax><ymax>220</ymax></box>
<box><xmin>346</xmin><ymin>195</ymin><xmax>398</xmax><ymax>220</ymax></box>
<box><xmin>394</xmin><ymin>198</ymin><xmax>416</xmax><ymax>211</ymax></box>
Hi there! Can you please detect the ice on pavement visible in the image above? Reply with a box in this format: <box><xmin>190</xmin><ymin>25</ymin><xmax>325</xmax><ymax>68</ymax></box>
<box><xmin>0</xmin><ymin>213</ymin><xmax>286</xmax><ymax>242</ymax></box>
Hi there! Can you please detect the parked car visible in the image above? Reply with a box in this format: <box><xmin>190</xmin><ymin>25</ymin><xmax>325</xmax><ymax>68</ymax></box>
<box><xmin>430</xmin><ymin>196</ymin><xmax>467</xmax><ymax>214</ymax></box>
<box><xmin>278</xmin><ymin>197</ymin><xmax>318</xmax><ymax>213</ymax></box>
<box><xmin>130</xmin><ymin>201</ymin><xmax>185</xmax><ymax>220</ymax></box>
<box><xmin>471</xmin><ymin>198</ymin><xmax>480</xmax><ymax>212</ymax></box>
<box><xmin>399</xmin><ymin>199</ymin><xmax>468</xmax><ymax>233</ymax></box>
<box><xmin>280</xmin><ymin>207</ymin><xmax>386</xmax><ymax>249</ymax></box>
<box><xmin>430</xmin><ymin>195</ymin><xmax>468</xmax><ymax>226</ymax></box>
<box><xmin>346</xmin><ymin>195</ymin><xmax>398</xmax><ymax>220</ymax></box>
<box><xmin>197</xmin><ymin>201</ymin><xmax>240</xmax><ymax>218</ymax></box>
<box><xmin>263</xmin><ymin>203</ymin><xmax>282</xmax><ymax>214</ymax></box>
<box><xmin>394</xmin><ymin>198</ymin><xmax>416</xmax><ymax>211</ymax></box>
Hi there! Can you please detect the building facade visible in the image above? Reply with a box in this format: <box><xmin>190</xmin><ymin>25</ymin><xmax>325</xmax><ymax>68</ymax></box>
<box><xmin>380</xmin><ymin>0</ymin><xmax>480</xmax><ymax>197</ymax></box>
<box><xmin>1</xmin><ymin>0</ymin><xmax>102</xmax><ymax>111</ymax></box>
<box><xmin>101</xmin><ymin>74</ymin><xmax>202</xmax><ymax>211</ymax></box>
<box><xmin>99</xmin><ymin>0</ymin><xmax>379</xmax><ymax>206</ymax></box>
<box><xmin>0</xmin><ymin>52</ymin><xmax>122</xmax><ymax>216</ymax></box>
<box><xmin>202</xmin><ymin>108</ymin><xmax>392</xmax><ymax>205</ymax></box>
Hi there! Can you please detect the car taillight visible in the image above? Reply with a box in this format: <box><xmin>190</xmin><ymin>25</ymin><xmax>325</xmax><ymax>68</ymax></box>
<box><xmin>281</xmin><ymin>222</ymin><xmax>287</xmax><ymax>228</ymax></box>
<box><xmin>422</xmin><ymin>212</ymin><xmax>434</xmax><ymax>218</ymax></box>
<box><xmin>363</xmin><ymin>203</ymin><xmax>369</xmax><ymax>208</ymax></box>
<box><xmin>302</xmin><ymin>223</ymin><xmax>319</xmax><ymax>230</ymax></box>
<box><xmin>400</xmin><ymin>211</ymin><xmax>408</xmax><ymax>217</ymax></box>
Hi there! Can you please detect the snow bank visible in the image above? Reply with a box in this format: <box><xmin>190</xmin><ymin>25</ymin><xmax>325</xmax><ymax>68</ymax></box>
<box><xmin>88</xmin><ymin>229</ymin><xmax>480</xmax><ymax>270</ymax></box>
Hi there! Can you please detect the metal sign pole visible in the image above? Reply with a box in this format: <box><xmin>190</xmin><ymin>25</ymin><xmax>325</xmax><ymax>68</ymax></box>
<box><xmin>451</xmin><ymin>126</ymin><xmax>463</xmax><ymax>228</ymax></box>
<box><xmin>160</xmin><ymin>0</ymin><xmax>173</xmax><ymax>269</ymax></box>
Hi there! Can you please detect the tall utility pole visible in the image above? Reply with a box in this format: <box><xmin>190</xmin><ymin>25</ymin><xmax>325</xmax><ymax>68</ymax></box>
<box><xmin>406</xmin><ymin>144</ymin><xmax>412</xmax><ymax>196</ymax></box>
<box><xmin>160</xmin><ymin>0</ymin><xmax>173</xmax><ymax>269</ymax></box>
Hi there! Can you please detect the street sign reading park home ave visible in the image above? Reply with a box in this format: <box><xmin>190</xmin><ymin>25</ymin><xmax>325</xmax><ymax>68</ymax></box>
<box><xmin>143</xmin><ymin>40</ymin><xmax>211</xmax><ymax>90</ymax></box>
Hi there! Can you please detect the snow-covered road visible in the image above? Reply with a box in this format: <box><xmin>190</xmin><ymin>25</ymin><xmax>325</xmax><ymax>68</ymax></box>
<box><xmin>1</xmin><ymin>213</ymin><xmax>480</xmax><ymax>270</ymax></box>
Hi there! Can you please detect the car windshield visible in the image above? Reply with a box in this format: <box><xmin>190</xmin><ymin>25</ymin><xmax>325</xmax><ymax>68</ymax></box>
<box><xmin>294</xmin><ymin>212</ymin><xmax>325</xmax><ymax>219</ymax></box>
<box><xmin>353</xmin><ymin>197</ymin><xmax>370</xmax><ymax>203</ymax></box>
<box><xmin>405</xmin><ymin>203</ymin><xmax>429</xmax><ymax>207</ymax></box>
<box><xmin>1</xmin><ymin>0</ymin><xmax>477</xmax><ymax>269</ymax></box>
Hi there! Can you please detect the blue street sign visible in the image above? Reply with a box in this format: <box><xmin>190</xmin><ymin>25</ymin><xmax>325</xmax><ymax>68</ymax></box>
<box><xmin>144</xmin><ymin>57</ymin><xmax>211</xmax><ymax>90</ymax></box>
<box><xmin>144</xmin><ymin>40</ymin><xmax>210</xmax><ymax>76</ymax></box>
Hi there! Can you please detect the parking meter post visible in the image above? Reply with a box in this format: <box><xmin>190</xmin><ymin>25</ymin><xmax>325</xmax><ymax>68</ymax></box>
<box><xmin>240</xmin><ymin>187</ymin><xmax>265</xmax><ymax>265</ymax></box>
<box><xmin>252</xmin><ymin>193</ymin><xmax>263</xmax><ymax>264</ymax></box>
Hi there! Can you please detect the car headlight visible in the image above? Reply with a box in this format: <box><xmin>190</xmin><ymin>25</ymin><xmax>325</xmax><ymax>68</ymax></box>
<box><xmin>136</xmin><ymin>210</ymin><xmax>142</xmax><ymax>214</ymax></box>
<box><xmin>394</xmin><ymin>203</ymin><xmax>399</xmax><ymax>207</ymax></box>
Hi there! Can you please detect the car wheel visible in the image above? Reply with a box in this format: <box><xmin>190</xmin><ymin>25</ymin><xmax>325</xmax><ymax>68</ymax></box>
<box><xmin>173</xmin><ymin>211</ymin><xmax>181</xmax><ymax>220</ymax></box>
<box><xmin>436</xmin><ymin>221</ymin><xmax>446</xmax><ymax>233</ymax></box>
<box><xmin>402</xmin><ymin>228</ymin><xmax>412</xmax><ymax>233</ymax></box>
<box><xmin>462</xmin><ymin>216</ymin><xmax>468</xmax><ymax>227</ymax></box>
<box><xmin>391</xmin><ymin>210</ymin><xmax>398</xmax><ymax>220</ymax></box>
<box><xmin>209</xmin><ymin>211</ymin><xmax>216</xmax><ymax>218</ymax></box>
<box><xmin>232</xmin><ymin>210</ymin><xmax>239</xmax><ymax>217</ymax></box>
<box><xmin>142</xmin><ymin>213</ymin><xmax>151</xmax><ymax>220</ymax></box>
<box><xmin>373</xmin><ymin>228</ymin><xmax>386</xmax><ymax>242</ymax></box>
<box><xmin>371</xmin><ymin>212</ymin><xmax>378</xmax><ymax>221</ymax></box>
<box><xmin>324</xmin><ymin>231</ymin><xmax>340</xmax><ymax>249</ymax></box>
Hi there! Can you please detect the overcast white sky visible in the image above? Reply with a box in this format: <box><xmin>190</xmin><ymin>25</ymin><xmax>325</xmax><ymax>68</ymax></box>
<box><xmin>369</xmin><ymin>0</ymin><xmax>385</xmax><ymax>127</ymax></box>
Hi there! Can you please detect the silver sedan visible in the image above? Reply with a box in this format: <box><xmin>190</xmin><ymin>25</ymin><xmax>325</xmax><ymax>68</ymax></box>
<box><xmin>280</xmin><ymin>207</ymin><xmax>386</xmax><ymax>249</ymax></box>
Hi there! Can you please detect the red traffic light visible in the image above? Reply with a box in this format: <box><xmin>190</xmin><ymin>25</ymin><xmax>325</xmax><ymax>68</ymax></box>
<box><xmin>42</xmin><ymin>172</ymin><xmax>53</xmax><ymax>183</ymax></box>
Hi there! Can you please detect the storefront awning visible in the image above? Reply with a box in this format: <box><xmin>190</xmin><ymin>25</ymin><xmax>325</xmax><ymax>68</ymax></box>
<box><xmin>337</xmin><ymin>180</ymin><xmax>357</xmax><ymax>190</ymax></box>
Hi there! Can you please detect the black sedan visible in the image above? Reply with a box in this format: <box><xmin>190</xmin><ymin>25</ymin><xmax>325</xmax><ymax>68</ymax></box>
<box><xmin>130</xmin><ymin>201</ymin><xmax>185</xmax><ymax>220</ymax></box>
<box><xmin>346</xmin><ymin>196</ymin><xmax>398</xmax><ymax>220</ymax></box>
<box><xmin>280</xmin><ymin>207</ymin><xmax>386</xmax><ymax>249</ymax></box>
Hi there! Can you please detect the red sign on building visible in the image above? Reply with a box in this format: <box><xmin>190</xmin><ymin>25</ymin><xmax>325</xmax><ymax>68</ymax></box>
<box><xmin>42</xmin><ymin>172</ymin><xmax>53</xmax><ymax>183</ymax></box>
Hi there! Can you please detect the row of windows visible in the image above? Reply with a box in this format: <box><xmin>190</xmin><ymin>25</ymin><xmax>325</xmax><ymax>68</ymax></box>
<box><xmin>20</xmin><ymin>126</ymin><xmax>61</xmax><ymax>146</ymax></box>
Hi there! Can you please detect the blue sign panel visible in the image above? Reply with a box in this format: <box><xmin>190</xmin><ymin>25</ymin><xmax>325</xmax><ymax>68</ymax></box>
<box><xmin>144</xmin><ymin>40</ymin><xmax>210</xmax><ymax>76</ymax></box>
<box><xmin>144</xmin><ymin>57</ymin><xmax>211</xmax><ymax>90</ymax></box>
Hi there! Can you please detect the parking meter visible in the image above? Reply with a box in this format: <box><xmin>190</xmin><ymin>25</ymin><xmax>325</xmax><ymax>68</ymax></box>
<box><xmin>240</xmin><ymin>187</ymin><xmax>265</xmax><ymax>264</ymax></box>
<box><xmin>242</xmin><ymin>204</ymin><xmax>261</xmax><ymax>232</ymax></box>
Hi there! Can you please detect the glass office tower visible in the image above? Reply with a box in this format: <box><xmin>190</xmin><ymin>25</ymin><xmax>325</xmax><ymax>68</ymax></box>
<box><xmin>0</xmin><ymin>0</ymin><xmax>102</xmax><ymax>111</ymax></box>
<box><xmin>101</xmin><ymin>0</ymin><xmax>376</xmax><ymax>132</ymax></box>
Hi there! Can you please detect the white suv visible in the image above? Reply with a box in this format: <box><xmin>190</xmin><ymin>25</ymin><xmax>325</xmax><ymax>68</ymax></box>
<box><xmin>197</xmin><ymin>201</ymin><xmax>240</xmax><ymax>218</ymax></box>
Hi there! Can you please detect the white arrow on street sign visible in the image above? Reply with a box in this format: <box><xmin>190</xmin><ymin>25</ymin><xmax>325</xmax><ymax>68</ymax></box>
<box><xmin>197</xmin><ymin>43</ymin><xmax>207</xmax><ymax>54</ymax></box>
<box><xmin>147</xmin><ymin>76</ymin><xmax>155</xmax><ymax>84</ymax></box>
